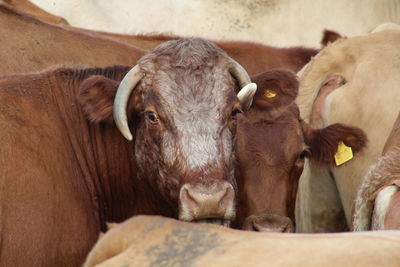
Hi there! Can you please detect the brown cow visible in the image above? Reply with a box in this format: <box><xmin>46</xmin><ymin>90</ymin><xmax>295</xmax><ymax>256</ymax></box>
<box><xmin>353</xmin><ymin>112</ymin><xmax>400</xmax><ymax>230</ymax></box>
<box><xmin>80</xmin><ymin>66</ymin><xmax>367</xmax><ymax>232</ymax></box>
<box><xmin>78</xmin><ymin>32</ymin><xmax>320</xmax><ymax>76</ymax></box>
<box><xmin>1</xmin><ymin>1</ymin><xmax>319</xmax><ymax>76</ymax></box>
<box><xmin>0</xmin><ymin>2</ymin><xmax>362</xmax><ymax>234</ymax></box>
<box><xmin>0</xmin><ymin>3</ymin><xmax>145</xmax><ymax>75</ymax></box>
<box><xmin>78</xmin><ymin>67</ymin><xmax>367</xmax><ymax>233</ymax></box>
<box><xmin>0</xmin><ymin>38</ymin><xmax>255</xmax><ymax>266</ymax></box>
<box><xmin>0</xmin><ymin>2</ymin><xmax>319</xmax><ymax>79</ymax></box>
<box><xmin>1</xmin><ymin>0</ymin><xmax>69</xmax><ymax>25</ymax></box>
<box><xmin>2</xmin><ymin>1</ymin><xmax>366</xmax><ymax>233</ymax></box>
<box><xmin>233</xmin><ymin>70</ymin><xmax>367</xmax><ymax>231</ymax></box>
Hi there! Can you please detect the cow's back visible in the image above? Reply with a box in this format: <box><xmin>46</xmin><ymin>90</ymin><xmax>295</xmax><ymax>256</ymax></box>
<box><xmin>0</xmin><ymin>4</ymin><xmax>144</xmax><ymax>75</ymax></box>
<box><xmin>0</xmin><ymin>73</ymin><xmax>101</xmax><ymax>266</ymax></box>
<box><xmin>84</xmin><ymin>215</ymin><xmax>400</xmax><ymax>267</ymax></box>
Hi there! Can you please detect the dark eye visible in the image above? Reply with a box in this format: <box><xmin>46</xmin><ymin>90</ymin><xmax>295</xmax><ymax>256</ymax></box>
<box><xmin>231</xmin><ymin>108</ymin><xmax>242</xmax><ymax>119</ymax></box>
<box><xmin>299</xmin><ymin>149</ymin><xmax>311</xmax><ymax>160</ymax></box>
<box><xmin>146</xmin><ymin>111</ymin><xmax>158</xmax><ymax>122</ymax></box>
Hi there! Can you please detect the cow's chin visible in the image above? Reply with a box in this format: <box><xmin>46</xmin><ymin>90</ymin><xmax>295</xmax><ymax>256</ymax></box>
<box><xmin>192</xmin><ymin>218</ymin><xmax>231</xmax><ymax>227</ymax></box>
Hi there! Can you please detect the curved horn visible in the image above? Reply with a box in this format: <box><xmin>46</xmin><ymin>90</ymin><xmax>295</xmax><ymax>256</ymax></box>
<box><xmin>237</xmin><ymin>83</ymin><xmax>257</xmax><ymax>111</ymax></box>
<box><xmin>229</xmin><ymin>59</ymin><xmax>252</xmax><ymax>88</ymax></box>
<box><xmin>113</xmin><ymin>65</ymin><xmax>144</xmax><ymax>141</ymax></box>
<box><xmin>229</xmin><ymin>59</ymin><xmax>257</xmax><ymax>111</ymax></box>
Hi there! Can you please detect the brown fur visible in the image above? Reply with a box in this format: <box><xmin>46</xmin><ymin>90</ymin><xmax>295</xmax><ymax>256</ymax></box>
<box><xmin>79</xmin><ymin>73</ymin><xmax>128</xmax><ymax>123</ymax></box>
<box><xmin>233</xmin><ymin>70</ymin><xmax>367</xmax><ymax>230</ymax></box>
<box><xmin>1</xmin><ymin>0</ymin><xmax>69</xmax><ymax>25</ymax></box>
<box><xmin>302</xmin><ymin>123</ymin><xmax>367</xmax><ymax>166</ymax></box>
<box><xmin>62</xmin><ymin>27</ymin><xmax>318</xmax><ymax>76</ymax></box>
<box><xmin>78</xmin><ymin>68</ymin><xmax>367</xmax><ymax>233</ymax></box>
<box><xmin>0</xmin><ymin>38</ymin><xmax>244</xmax><ymax>266</ymax></box>
<box><xmin>0</xmin><ymin>4</ymin><xmax>145</xmax><ymax>75</ymax></box>
<box><xmin>1</xmin><ymin>2</ymin><xmax>317</xmax><ymax>78</ymax></box>
<box><xmin>251</xmin><ymin>69</ymin><xmax>298</xmax><ymax>112</ymax></box>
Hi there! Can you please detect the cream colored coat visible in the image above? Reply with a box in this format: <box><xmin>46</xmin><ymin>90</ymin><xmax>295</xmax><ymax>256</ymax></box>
<box><xmin>84</xmin><ymin>215</ymin><xmax>400</xmax><ymax>267</ymax></box>
<box><xmin>296</xmin><ymin>28</ymin><xmax>400</xmax><ymax>232</ymax></box>
<box><xmin>30</xmin><ymin>0</ymin><xmax>400</xmax><ymax>47</ymax></box>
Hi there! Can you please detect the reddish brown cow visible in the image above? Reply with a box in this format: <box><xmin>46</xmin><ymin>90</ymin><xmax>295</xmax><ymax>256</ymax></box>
<box><xmin>234</xmin><ymin>70</ymin><xmax>367</xmax><ymax>231</ymax></box>
<box><xmin>0</xmin><ymin>4</ymin><xmax>145</xmax><ymax>75</ymax></box>
<box><xmin>0</xmin><ymin>2</ymin><xmax>318</xmax><ymax>77</ymax></box>
<box><xmin>82</xmin><ymin>33</ymin><xmax>319</xmax><ymax>76</ymax></box>
<box><xmin>353</xmin><ymin>112</ymin><xmax>400</xmax><ymax>230</ymax></box>
<box><xmin>79</xmin><ymin>67</ymin><xmax>368</xmax><ymax>233</ymax></box>
<box><xmin>0</xmin><ymin>38</ymin><xmax>256</xmax><ymax>266</ymax></box>
<box><xmin>1</xmin><ymin>0</ymin><xmax>69</xmax><ymax>25</ymax></box>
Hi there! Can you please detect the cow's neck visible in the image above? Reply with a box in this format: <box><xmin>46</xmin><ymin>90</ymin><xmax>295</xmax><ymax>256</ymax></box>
<box><xmin>50</xmin><ymin>67</ymin><xmax>174</xmax><ymax>228</ymax></box>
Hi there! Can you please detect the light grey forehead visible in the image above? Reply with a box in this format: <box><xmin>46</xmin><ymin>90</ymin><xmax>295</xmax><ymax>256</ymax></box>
<box><xmin>138</xmin><ymin>38</ymin><xmax>238</xmax><ymax>110</ymax></box>
<box><xmin>138</xmin><ymin>38</ymin><xmax>231</xmax><ymax>69</ymax></box>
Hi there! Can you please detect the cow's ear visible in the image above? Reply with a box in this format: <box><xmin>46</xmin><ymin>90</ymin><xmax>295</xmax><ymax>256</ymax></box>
<box><xmin>251</xmin><ymin>69</ymin><xmax>298</xmax><ymax>113</ymax></box>
<box><xmin>321</xmin><ymin>29</ymin><xmax>342</xmax><ymax>47</ymax></box>
<box><xmin>78</xmin><ymin>75</ymin><xmax>119</xmax><ymax>124</ymax></box>
<box><xmin>302</xmin><ymin>121</ymin><xmax>367</xmax><ymax>166</ymax></box>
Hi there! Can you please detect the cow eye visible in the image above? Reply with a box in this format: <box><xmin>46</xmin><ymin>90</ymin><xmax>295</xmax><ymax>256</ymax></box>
<box><xmin>146</xmin><ymin>111</ymin><xmax>158</xmax><ymax>122</ymax></box>
<box><xmin>299</xmin><ymin>149</ymin><xmax>311</xmax><ymax>160</ymax></box>
<box><xmin>231</xmin><ymin>108</ymin><xmax>242</xmax><ymax>119</ymax></box>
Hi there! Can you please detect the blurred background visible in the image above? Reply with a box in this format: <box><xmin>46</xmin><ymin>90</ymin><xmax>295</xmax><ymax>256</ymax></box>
<box><xmin>30</xmin><ymin>0</ymin><xmax>400</xmax><ymax>47</ymax></box>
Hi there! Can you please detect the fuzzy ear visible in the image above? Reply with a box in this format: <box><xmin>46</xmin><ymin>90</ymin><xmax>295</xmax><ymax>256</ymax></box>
<box><xmin>78</xmin><ymin>75</ymin><xmax>119</xmax><ymax>124</ymax></box>
<box><xmin>251</xmin><ymin>69</ymin><xmax>298</xmax><ymax>112</ymax></box>
<box><xmin>321</xmin><ymin>29</ymin><xmax>342</xmax><ymax>47</ymax></box>
<box><xmin>302</xmin><ymin>121</ymin><xmax>368</xmax><ymax>166</ymax></box>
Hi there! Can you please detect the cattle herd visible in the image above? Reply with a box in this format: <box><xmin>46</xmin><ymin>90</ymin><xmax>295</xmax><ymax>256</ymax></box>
<box><xmin>0</xmin><ymin>0</ymin><xmax>400</xmax><ymax>266</ymax></box>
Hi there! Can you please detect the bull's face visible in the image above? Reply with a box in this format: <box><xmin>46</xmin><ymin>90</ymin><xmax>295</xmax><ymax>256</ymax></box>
<box><xmin>113</xmin><ymin>39</ymin><xmax>256</xmax><ymax>226</ymax></box>
<box><xmin>133</xmin><ymin>68</ymin><xmax>240</xmax><ymax>225</ymax></box>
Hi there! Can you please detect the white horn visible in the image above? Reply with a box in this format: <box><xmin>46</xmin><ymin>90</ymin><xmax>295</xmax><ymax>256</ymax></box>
<box><xmin>237</xmin><ymin>82</ymin><xmax>257</xmax><ymax>111</ymax></box>
<box><xmin>113</xmin><ymin>65</ymin><xmax>144</xmax><ymax>141</ymax></box>
<box><xmin>228</xmin><ymin>58</ymin><xmax>256</xmax><ymax>111</ymax></box>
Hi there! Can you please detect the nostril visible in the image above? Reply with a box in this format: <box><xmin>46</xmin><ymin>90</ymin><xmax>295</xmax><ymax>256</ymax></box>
<box><xmin>180</xmin><ymin>187</ymin><xmax>199</xmax><ymax>212</ymax></box>
<box><xmin>179</xmin><ymin>183</ymin><xmax>236</xmax><ymax>222</ymax></box>
<box><xmin>219</xmin><ymin>186</ymin><xmax>234</xmax><ymax>209</ymax></box>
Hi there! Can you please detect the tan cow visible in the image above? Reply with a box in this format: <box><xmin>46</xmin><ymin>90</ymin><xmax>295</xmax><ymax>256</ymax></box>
<box><xmin>353</xmin><ymin>112</ymin><xmax>400</xmax><ymax>230</ymax></box>
<box><xmin>84</xmin><ymin>215</ymin><xmax>400</xmax><ymax>267</ymax></box>
<box><xmin>30</xmin><ymin>0</ymin><xmax>400</xmax><ymax>47</ymax></box>
<box><xmin>295</xmin><ymin>28</ymin><xmax>400</xmax><ymax>232</ymax></box>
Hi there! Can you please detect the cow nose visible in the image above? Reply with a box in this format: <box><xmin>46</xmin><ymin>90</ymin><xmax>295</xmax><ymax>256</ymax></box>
<box><xmin>179</xmin><ymin>182</ymin><xmax>235</xmax><ymax>225</ymax></box>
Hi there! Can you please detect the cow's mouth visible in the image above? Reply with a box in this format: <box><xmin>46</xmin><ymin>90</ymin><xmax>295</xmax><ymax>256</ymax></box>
<box><xmin>193</xmin><ymin>218</ymin><xmax>231</xmax><ymax>227</ymax></box>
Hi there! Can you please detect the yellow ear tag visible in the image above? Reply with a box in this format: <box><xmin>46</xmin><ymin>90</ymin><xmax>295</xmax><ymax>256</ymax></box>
<box><xmin>334</xmin><ymin>141</ymin><xmax>353</xmax><ymax>166</ymax></box>
<box><xmin>264</xmin><ymin>89</ymin><xmax>277</xmax><ymax>98</ymax></box>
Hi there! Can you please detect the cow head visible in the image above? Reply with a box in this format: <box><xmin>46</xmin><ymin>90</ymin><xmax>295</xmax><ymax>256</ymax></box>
<box><xmin>79</xmin><ymin>38</ymin><xmax>257</xmax><ymax>226</ymax></box>
<box><xmin>234</xmin><ymin>69</ymin><xmax>367</xmax><ymax>232</ymax></box>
